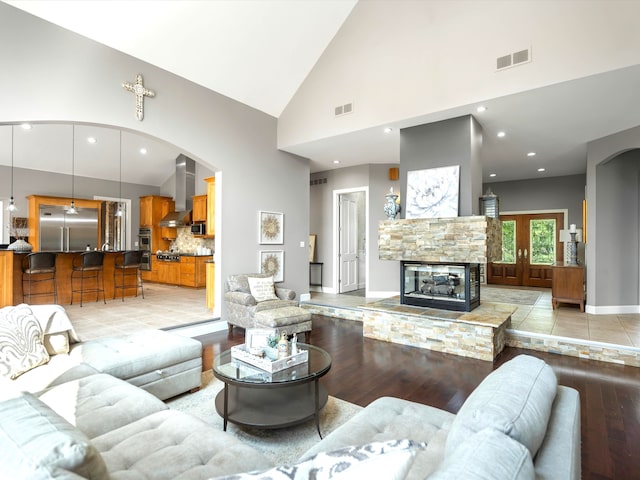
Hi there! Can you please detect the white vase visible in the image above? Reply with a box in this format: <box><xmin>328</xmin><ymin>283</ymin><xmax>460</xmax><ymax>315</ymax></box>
<box><xmin>7</xmin><ymin>239</ymin><xmax>32</xmax><ymax>252</ymax></box>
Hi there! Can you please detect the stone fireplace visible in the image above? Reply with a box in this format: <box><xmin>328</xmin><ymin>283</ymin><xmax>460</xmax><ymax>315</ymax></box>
<box><xmin>379</xmin><ymin>215</ymin><xmax>501</xmax><ymax>303</ymax></box>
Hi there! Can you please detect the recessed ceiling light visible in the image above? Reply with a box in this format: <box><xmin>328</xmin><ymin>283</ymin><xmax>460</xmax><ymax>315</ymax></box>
<box><xmin>497</xmin><ymin>131</ymin><xmax>506</xmax><ymax>138</ymax></box>
<box><xmin>527</xmin><ymin>152</ymin><xmax>536</xmax><ymax>157</ymax></box>
<box><xmin>383</xmin><ymin>127</ymin><xmax>393</xmax><ymax>133</ymax></box>
<box><xmin>476</xmin><ymin>106</ymin><xmax>487</xmax><ymax>113</ymax></box>
<box><xmin>537</xmin><ymin>168</ymin><xmax>546</xmax><ymax>172</ymax></box>
<box><xmin>21</xmin><ymin>123</ymin><xmax>31</xmax><ymax>130</ymax></box>
<box><xmin>87</xmin><ymin>137</ymin><xmax>97</xmax><ymax>144</ymax></box>
<box><xmin>139</xmin><ymin>148</ymin><xmax>147</xmax><ymax>155</ymax></box>
<box><xmin>489</xmin><ymin>173</ymin><xmax>497</xmax><ymax>177</ymax></box>
<box><xmin>333</xmin><ymin>160</ymin><xmax>340</xmax><ymax>164</ymax></box>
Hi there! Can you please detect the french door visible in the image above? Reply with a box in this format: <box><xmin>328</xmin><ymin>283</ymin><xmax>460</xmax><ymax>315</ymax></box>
<box><xmin>488</xmin><ymin>212</ymin><xmax>564</xmax><ymax>288</ymax></box>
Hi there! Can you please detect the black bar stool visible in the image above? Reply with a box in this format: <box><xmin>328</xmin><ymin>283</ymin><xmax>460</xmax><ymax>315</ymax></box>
<box><xmin>22</xmin><ymin>252</ymin><xmax>57</xmax><ymax>304</ymax></box>
<box><xmin>113</xmin><ymin>250</ymin><xmax>145</xmax><ymax>301</ymax></box>
<box><xmin>71</xmin><ymin>251</ymin><xmax>106</xmax><ymax>307</ymax></box>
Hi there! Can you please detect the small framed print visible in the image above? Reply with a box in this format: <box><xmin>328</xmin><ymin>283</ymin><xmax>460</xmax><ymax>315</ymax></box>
<box><xmin>259</xmin><ymin>211</ymin><xmax>284</xmax><ymax>244</ymax></box>
<box><xmin>259</xmin><ymin>250</ymin><xmax>284</xmax><ymax>282</ymax></box>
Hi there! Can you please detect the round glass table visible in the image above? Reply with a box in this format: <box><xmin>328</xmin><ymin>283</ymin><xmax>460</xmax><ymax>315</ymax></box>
<box><xmin>213</xmin><ymin>343</ymin><xmax>332</xmax><ymax>437</ymax></box>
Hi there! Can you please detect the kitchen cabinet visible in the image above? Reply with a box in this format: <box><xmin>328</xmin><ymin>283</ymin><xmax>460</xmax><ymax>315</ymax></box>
<box><xmin>160</xmin><ymin>197</ymin><xmax>176</xmax><ymax>240</ymax></box>
<box><xmin>206</xmin><ymin>262</ymin><xmax>215</xmax><ymax>309</ymax></box>
<box><xmin>552</xmin><ymin>264</ymin><xmax>585</xmax><ymax>311</ymax></box>
<box><xmin>204</xmin><ymin>176</ymin><xmax>215</xmax><ymax>237</ymax></box>
<box><xmin>180</xmin><ymin>256</ymin><xmax>207</xmax><ymax>288</ymax></box>
<box><xmin>156</xmin><ymin>261</ymin><xmax>180</xmax><ymax>285</ymax></box>
<box><xmin>192</xmin><ymin>195</ymin><xmax>207</xmax><ymax>223</ymax></box>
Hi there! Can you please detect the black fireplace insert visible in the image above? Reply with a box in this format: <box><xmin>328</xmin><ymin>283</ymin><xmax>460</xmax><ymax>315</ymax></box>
<box><xmin>401</xmin><ymin>261</ymin><xmax>480</xmax><ymax>312</ymax></box>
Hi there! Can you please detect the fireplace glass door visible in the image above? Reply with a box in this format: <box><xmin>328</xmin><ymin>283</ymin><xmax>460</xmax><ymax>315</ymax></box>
<box><xmin>401</xmin><ymin>262</ymin><xmax>480</xmax><ymax>312</ymax></box>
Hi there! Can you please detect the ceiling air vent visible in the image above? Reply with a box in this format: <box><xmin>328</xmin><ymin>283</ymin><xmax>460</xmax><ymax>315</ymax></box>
<box><xmin>334</xmin><ymin>102</ymin><xmax>354</xmax><ymax>117</ymax></box>
<box><xmin>496</xmin><ymin>47</ymin><xmax>532</xmax><ymax>71</ymax></box>
<box><xmin>310</xmin><ymin>178</ymin><xmax>328</xmax><ymax>186</ymax></box>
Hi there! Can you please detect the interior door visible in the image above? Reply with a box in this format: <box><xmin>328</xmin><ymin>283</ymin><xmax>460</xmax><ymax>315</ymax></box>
<box><xmin>488</xmin><ymin>213</ymin><xmax>563</xmax><ymax>287</ymax></box>
<box><xmin>339</xmin><ymin>195</ymin><xmax>358</xmax><ymax>293</ymax></box>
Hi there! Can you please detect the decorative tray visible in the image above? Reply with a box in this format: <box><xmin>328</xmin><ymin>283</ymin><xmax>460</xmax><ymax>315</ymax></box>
<box><xmin>230</xmin><ymin>344</ymin><xmax>308</xmax><ymax>373</ymax></box>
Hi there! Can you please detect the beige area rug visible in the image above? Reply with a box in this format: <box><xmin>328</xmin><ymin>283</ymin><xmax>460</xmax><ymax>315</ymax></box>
<box><xmin>481</xmin><ymin>286</ymin><xmax>544</xmax><ymax>305</ymax></box>
<box><xmin>166</xmin><ymin>371</ymin><xmax>363</xmax><ymax>466</ymax></box>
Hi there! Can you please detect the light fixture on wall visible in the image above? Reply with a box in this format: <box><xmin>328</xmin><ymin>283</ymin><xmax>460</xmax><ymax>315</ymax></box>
<box><xmin>6</xmin><ymin>125</ymin><xmax>18</xmax><ymax>212</ymax></box>
<box><xmin>66</xmin><ymin>125</ymin><xmax>78</xmax><ymax>215</ymax></box>
<box><xmin>115</xmin><ymin>131</ymin><xmax>123</xmax><ymax>217</ymax></box>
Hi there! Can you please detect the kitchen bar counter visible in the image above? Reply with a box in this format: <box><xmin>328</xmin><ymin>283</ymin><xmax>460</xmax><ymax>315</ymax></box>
<box><xmin>0</xmin><ymin>250</ymin><xmax>139</xmax><ymax>307</ymax></box>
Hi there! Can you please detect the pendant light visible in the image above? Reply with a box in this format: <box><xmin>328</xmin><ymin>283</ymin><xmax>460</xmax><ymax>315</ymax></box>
<box><xmin>115</xmin><ymin>130</ymin><xmax>123</xmax><ymax>217</ymax></box>
<box><xmin>67</xmin><ymin>124</ymin><xmax>78</xmax><ymax>215</ymax></box>
<box><xmin>6</xmin><ymin>125</ymin><xmax>17</xmax><ymax>212</ymax></box>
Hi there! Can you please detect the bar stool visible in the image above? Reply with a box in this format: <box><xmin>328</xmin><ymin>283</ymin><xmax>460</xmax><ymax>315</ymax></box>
<box><xmin>113</xmin><ymin>250</ymin><xmax>145</xmax><ymax>301</ymax></box>
<box><xmin>22</xmin><ymin>252</ymin><xmax>58</xmax><ymax>304</ymax></box>
<box><xmin>71</xmin><ymin>251</ymin><xmax>106</xmax><ymax>307</ymax></box>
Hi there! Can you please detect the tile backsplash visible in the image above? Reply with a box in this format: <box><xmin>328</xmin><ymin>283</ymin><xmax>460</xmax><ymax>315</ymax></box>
<box><xmin>170</xmin><ymin>227</ymin><xmax>214</xmax><ymax>254</ymax></box>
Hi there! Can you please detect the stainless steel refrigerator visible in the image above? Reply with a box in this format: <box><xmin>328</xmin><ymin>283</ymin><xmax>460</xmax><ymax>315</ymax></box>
<box><xmin>39</xmin><ymin>205</ymin><xmax>99</xmax><ymax>251</ymax></box>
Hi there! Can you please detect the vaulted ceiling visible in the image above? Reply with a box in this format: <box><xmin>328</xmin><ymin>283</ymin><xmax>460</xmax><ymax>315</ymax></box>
<box><xmin>2</xmin><ymin>1</ymin><xmax>639</xmax><ymax>186</ymax></box>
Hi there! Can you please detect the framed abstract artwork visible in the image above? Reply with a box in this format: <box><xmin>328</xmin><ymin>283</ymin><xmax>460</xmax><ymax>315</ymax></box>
<box><xmin>405</xmin><ymin>165</ymin><xmax>460</xmax><ymax>218</ymax></box>
<box><xmin>259</xmin><ymin>250</ymin><xmax>284</xmax><ymax>282</ymax></box>
<box><xmin>259</xmin><ymin>211</ymin><xmax>284</xmax><ymax>244</ymax></box>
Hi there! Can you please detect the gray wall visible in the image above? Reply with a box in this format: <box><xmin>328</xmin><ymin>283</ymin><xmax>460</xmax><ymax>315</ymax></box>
<box><xmin>310</xmin><ymin>164</ymin><xmax>402</xmax><ymax>296</ymax></box>
<box><xmin>594</xmin><ymin>150</ymin><xmax>639</xmax><ymax>306</ymax></box>
<box><xmin>485</xmin><ymin>174</ymin><xmax>586</xmax><ymax>226</ymax></box>
<box><xmin>0</xmin><ymin>4</ymin><xmax>310</xmax><ymax>310</ymax></box>
<box><xmin>400</xmin><ymin>115</ymin><xmax>482</xmax><ymax>217</ymax></box>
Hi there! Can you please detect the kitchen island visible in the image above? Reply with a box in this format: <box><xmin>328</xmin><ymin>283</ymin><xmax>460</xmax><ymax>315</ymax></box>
<box><xmin>0</xmin><ymin>250</ymin><xmax>141</xmax><ymax>307</ymax></box>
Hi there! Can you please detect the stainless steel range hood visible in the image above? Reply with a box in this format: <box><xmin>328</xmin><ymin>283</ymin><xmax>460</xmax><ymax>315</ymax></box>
<box><xmin>158</xmin><ymin>155</ymin><xmax>195</xmax><ymax>227</ymax></box>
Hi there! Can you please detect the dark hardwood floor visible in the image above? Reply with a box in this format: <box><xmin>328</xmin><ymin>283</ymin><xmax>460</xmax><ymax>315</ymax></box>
<box><xmin>197</xmin><ymin>315</ymin><xmax>640</xmax><ymax>480</ymax></box>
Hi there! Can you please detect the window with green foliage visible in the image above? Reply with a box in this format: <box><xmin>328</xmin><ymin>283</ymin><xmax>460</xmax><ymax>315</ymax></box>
<box><xmin>502</xmin><ymin>220</ymin><xmax>516</xmax><ymax>263</ymax></box>
<box><xmin>530</xmin><ymin>219</ymin><xmax>556</xmax><ymax>264</ymax></box>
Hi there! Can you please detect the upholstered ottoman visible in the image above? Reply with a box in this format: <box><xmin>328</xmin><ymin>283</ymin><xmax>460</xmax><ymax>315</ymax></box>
<box><xmin>254</xmin><ymin>306</ymin><xmax>312</xmax><ymax>342</ymax></box>
<box><xmin>70</xmin><ymin>329</ymin><xmax>202</xmax><ymax>400</ymax></box>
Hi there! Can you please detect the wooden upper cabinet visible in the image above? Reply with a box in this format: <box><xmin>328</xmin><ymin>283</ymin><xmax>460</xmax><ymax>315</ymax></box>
<box><xmin>204</xmin><ymin>177</ymin><xmax>215</xmax><ymax>237</ymax></box>
<box><xmin>160</xmin><ymin>197</ymin><xmax>176</xmax><ymax>240</ymax></box>
<box><xmin>192</xmin><ymin>195</ymin><xmax>207</xmax><ymax>223</ymax></box>
<box><xmin>139</xmin><ymin>196</ymin><xmax>154</xmax><ymax>227</ymax></box>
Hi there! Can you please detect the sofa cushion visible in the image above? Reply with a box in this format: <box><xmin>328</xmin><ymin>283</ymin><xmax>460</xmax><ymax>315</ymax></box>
<box><xmin>70</xmin><ymin>329</ymin><xmax>202</xmax><ymax>381</ymax></box>
<box><xmin>10</xmin><ymin>355</ymin><xmax>98</xmax><ymax>394</ymax></box>
<box><xmin>431</xmin><ymin>428</ymin><xmax>534</xmax><ymax>480</ymax></box>
<box><xmin>0</xmin><ymin>390</ymin><xmax>108</xmax><ymax>479</ymax></box>
<box><xmin>445</xmin><ymin>354</ymin><xmax>557</xmax><ymax>458</ymax></box>
<box><xmin>248</xmin><ymin>276</ymin><xmax>279</xmax><ymax>302</ymax></box>
<box><xmin>301</xmin><ymin>397</ymin><xmax>455</xmax><ymax>480</ymax></box>
<box><xmin>214</xmin><ymin>439</ymin><xmax>425</xmax><ymax>480</ymax></box>
<box><xmin>37</xmin><ymin>373</ymin><xmax>168</xmax><ymax>439</ymax></box>
<box><xmin>92</xmin><ymin>409</ymin><xmax>273</xmax><ymax>480</ymax></box>
<box><xmin>0</xmin><ymin>304</ymin><xmax>50</xmax><ymax>379</ymax></box>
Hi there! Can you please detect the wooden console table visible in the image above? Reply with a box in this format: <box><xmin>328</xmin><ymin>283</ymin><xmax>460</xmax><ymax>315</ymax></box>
<box><xmin>552</xmin><ymin>264</ymin><xmax>585</xmax><ymax>312</ymax></box>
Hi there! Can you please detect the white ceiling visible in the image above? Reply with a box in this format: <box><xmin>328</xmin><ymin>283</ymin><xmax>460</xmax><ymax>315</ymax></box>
<box><xmin>2</xmin><ymin>0</ymin><xmax>639</xmax><ymax>186</ymax></box>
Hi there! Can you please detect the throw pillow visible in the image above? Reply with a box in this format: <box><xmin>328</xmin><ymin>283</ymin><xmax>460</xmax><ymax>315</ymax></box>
<box><xmin>212</xmin><ymin>439</ymin><xmax>425</xmax><ymax>480</ymax></box>
<box><xmin>0</xmin><ymin>304</ymin><xmax>50</xmax><ymax>379</ymax></box>
<box><xmin>248</xmin><ymin>276</ymin><xmax>279</xmax><ymax>303</ymax></box>
<box><xmin>431</xmin><ymin>428</ymin><xmax>534</xmax><ymax>480</ymax></box>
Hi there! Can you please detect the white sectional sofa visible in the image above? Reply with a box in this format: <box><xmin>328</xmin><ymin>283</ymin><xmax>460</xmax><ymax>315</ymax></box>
<box><xmin>0</xmin><ymin>304</ymin><xmax>581</xmax><ymax>479</ymax></box>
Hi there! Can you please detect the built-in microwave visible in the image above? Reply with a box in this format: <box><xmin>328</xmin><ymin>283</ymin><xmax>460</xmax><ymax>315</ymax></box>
<box><xmin>191</xmin><ymin>223</ymin><xmax>206</xmax><ymax>235</ymax></box>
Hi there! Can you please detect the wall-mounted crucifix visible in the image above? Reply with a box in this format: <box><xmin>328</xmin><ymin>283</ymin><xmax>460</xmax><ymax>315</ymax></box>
<box><xmin>122</xmin><ymin>74</ymin><xmax>155</xmax><ymax>121</ymax></box>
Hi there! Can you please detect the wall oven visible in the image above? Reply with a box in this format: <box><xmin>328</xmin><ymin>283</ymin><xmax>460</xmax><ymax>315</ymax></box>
<box><xmin>138</xmin><ymin>228</ymin><xmax>152</xmax><ymax>271</ymax></box>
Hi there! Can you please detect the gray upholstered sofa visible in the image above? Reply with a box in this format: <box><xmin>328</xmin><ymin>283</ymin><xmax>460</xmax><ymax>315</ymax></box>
<box><xmin>1</xmin><ymin>302</ymin><xmax>580</xmax><ymax>479</ymax></box>
<box><xmin>224</xmin><ymin>273</ymin><xmax>312</xmax><ymax>341</ymax></box>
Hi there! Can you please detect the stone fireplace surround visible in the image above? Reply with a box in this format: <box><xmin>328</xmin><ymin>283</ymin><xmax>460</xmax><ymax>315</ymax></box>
<box><xmin>371</xmin><ymin>216</ymin><xmax>510</xmax><ymax>361</ymax></box>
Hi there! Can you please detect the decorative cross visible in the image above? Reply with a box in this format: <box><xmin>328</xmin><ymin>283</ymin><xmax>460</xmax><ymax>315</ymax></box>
<box><xmin>122</xmin><ymin>74</ymin><xmax>155</xmax><ymax>121</ymax></box>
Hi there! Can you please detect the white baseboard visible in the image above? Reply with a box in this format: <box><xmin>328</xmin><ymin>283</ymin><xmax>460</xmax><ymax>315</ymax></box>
<box><xmin>586</xmin><ymin>304</ymin><xmax>640</xmax><ymax>315</ymax></box>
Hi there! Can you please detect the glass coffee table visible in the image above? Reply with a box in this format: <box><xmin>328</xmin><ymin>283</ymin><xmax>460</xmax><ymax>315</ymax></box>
<box><xmin>213</xmin><ymin>343</ymin><xmax>332</xmax><ymax>437</ymax></box>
